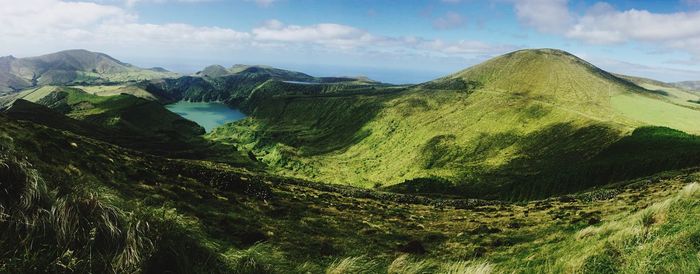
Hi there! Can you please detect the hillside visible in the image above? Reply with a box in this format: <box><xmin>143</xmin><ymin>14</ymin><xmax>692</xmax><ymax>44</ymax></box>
<box><xmin>616</xmin><ymin>74</ymin><xmax>700</xmax><ymax>108</ymax></box>
<box><xmin>0</xmin><ymin>86</ymin><xmax>253</xmax><ymax>164</ymax></box>
<box><xmin>209</xmin><ymin>49</ymin><xmax>700</xmax><ymax>199</ymax></box>
<box><xmin>4</xmin><ymin>108</ymin><xmax>700</xmax><ymax>273</ymax></box>
<box><xmin>144</xmin><ymin>64</ymin><xmax>385</xmax><ymax>105</ymax></box>
<box><xmin>675</xmin><ymin>80</ymin><xmax>700</xmax><ymax>93</ymax></box>
<box><xmin>0</xmin><ymin>50</ymin><xmax>178</xmax><ymax>94</ymax></box>
<box><xmin>3</xmin><ymin>48</ymin><xmax>700</xmax><ymax>272</ymax></box>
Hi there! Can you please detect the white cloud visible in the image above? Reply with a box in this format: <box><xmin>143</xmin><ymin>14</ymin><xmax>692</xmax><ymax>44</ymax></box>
<box><xmin>252</xmin><ymin>21</ymin><xmax>374</xmax><ymax>48</ymax></box>
<box><xmin>0</xmin><ymin>0</ymin><xmax>250</xmax><ymax>55</ymax></box>
<box><xmin>245</xmin><ymin>0</ymin><xmax>276</xmax><ymax>7</ymax></box>
<box><xmin>567</xmin><ymin>7</ymin><xmax>700</xmax><ymax>44</ymax></box>
<box><xmin>124</xmin><ymin>0</ymin><xmax>214</xmax><ymax>7</ymax></box>
<box><xmin>433</xmin><ymin>12</ymin><xmax>466</xmax><ymax>30</ymax></box>
<box><xmin>0</xmin><ymin>0</ymin><xmax>514</xmax><ymax>66</ymax></box>
<box><xmin>511</xmin><ymin>0</ymin><xmax>572</xmax><ymax>33</ymax></box>
<box><xmin>505</xmin><ymin>0</ymin><xmax>700</xmax><ymax>62</ymax></box>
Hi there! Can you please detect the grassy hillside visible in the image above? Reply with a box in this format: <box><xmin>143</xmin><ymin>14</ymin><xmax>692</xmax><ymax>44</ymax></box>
<box><xmin>3</xmin><ymin>114</ymin><xmax>700</xmax><ymax>273</ymax></box>
<box><xmin>0</xmin><ymin>50</ymin><xmax>178</xmax><ymax>93</ymax></box>
<box><xmin>210</xmin><ymin>49</ymin><xmax>700</xmax><ymax>199</ymax></box>
<box><xmin>1</xmin><ymin>86</ymin><xmax>254</xmax><ymax>164</ymax></box>
<box><xmin>616</xmin><ymin>74</ymin><xmax>700</xmax><ymax>109</ymax></box>
<box><xmin>144</xmin><ymin>64</ymin><xmax>386</xmax><ymax>106</ymax></box>
<box><xmin>674</xmin><ymin>80</ymin><xmax>700</xmax><ymax>93</ymax></box>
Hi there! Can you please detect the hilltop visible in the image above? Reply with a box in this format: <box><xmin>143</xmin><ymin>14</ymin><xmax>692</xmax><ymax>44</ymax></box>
<box><xmin>210</xmin><ymin>49</ymin><xmax>700</xmax><ymax>199</ymax></box>
<box><xmin>0</xmin><ymin>49</ymin><xmax>178</xmax><ymax>94</ymax></box>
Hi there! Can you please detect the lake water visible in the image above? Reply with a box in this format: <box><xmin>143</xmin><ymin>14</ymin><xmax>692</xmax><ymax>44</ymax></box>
<box><xmin>165</xmin><ymin>101</ymin><xmax>246</xmax><ymax>132</ymax></box>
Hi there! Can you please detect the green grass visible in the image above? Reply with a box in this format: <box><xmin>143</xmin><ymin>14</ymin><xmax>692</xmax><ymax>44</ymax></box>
<box><xmin>611</xmin><ymin>93</ymin><xmax>700</xmax><ymax>134</ymax></box>
<box><xmin>5</xmin><ymin>48</ymin><xmax>700</xmax><ymax>272</ymax></box>
<box><xmin>209</xmin><ymin>49</ymin><xmax>700</xmax><ymax>199</ymax></box>
<box><xmin>3</xmin><ymin>114</ymin><xmax>700</xmax><ymax>273</ymax></box>
<box><xmin>5</xmin><ymin>87</ymin><xmax>255</xmax><ymax>165</ymax></box>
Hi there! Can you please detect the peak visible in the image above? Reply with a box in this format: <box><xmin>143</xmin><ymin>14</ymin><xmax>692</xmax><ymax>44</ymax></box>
<box><xmin>517</xmin><ymin>48</ymin><xmax>573</xmax><ymax>54</ymax></box>
<box><xmin>53</xmin><ymin>49</ymin><xmax>102</xmax><ymax>56</ymax></box>
<box><xmin>197</xmin><ymin>64</ymin><xmax>230</xmax><ymax>77</ymax></box>
<box><xmin>435</xmin><ymin>47</ymin><xmax>641</xmax><ymax>99</ymax></box>
<box><xmin>205</xmin><ymin>64</ymin><xmax>226</xmax><ymax>69</ymax></box>
<box><xmin>59</xmin><ymin>49</ymin><xmax>92</xmax><ymax>53</ymax></box>
<box><xmin>499</xmin><ymin>48</ymin><xmax>580</xmax><ymax>60</ymax></box>
<box><xmin>149</xmin><ymin>67</ymin><xmax>170</xmax><ymax>73</ymax></box>
<box><xmin>231</xmin><ymin>64</ymin><xmax>273</xmax><ymax>69</ymax></box>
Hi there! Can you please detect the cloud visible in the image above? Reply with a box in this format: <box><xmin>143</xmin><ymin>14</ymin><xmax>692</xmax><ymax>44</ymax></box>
<box><xmin>590</xmin><ymin>56</ymin><xmax>700</xmax><ymax>82</ymax></box>
<box><xmin>252</xmin><ymin>20</ymin><xmax>374</xmax><ymax>48</ymax></box>
<box><xmin>511</xmin><ymin>0</ymin><xmax>572</xmax><ymax>33</ymax></box>
<box><xmin>504</xmin><ymin>0</ymin><xmax>700</xmax><ymax>61</ymax></box>
<box><xmin>0</xmin><ymin>0</ymin><xmax>515</xmax><ymax>65</ymax></box>
<box><xmin>251</xmin><ymin>20</ymin><xmax>514</xmax><ymax>57</ymax></box>
<box><xmin>245</xmin><ymin>0</ymin><xmax>276</xmax><ymax>7</ymax></box>
<box><xmin>124</xmin><ymin>0</ymin><xmax>213</xmax><ymax>7</ymax></box>
<box><xmin>566</xmin><ymin>6</ymin><xmax>700</xmax><ymax>44</ymax></box>
<box><xmin>433</xmin><ymin>12</ymin><xmax>466</xmax><ymax>30</ymax></box>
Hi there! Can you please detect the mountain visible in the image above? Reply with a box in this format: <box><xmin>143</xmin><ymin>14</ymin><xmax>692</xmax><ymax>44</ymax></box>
<box><xmin>3</xmin><ymin>82</ymin><xmax>700</xmax><ymax>273</ymax></box>
<box><xmin>675</xmin><ymin>80</ymin><xmax>700</xmax><ymax>93</ymax></box>
<box><xmin>209</xmin><ymin>49</ymin><xmax>700</xmax><ymax>199</ymax></box>
<box><xmin>616</xmin><ymin>74</ymin><xmax>700</xmax><ymax>107</ymax></box>
<box><xmin>0</xmin><ymin>49</ymin><xmax>178</xmax><ymax>94</ymax></box>
<box><xmin>1</xmin><ymin>86</ymin><xmax>253</xmax><ymax>164</ymax></box>
<box><xmin>4</xmin><ymin>48</ymin><xmax>700</xmax><ymax>272</ymax></box>
<box><xmin>144</xmin><ymin>64</ymin><xmax>384</xmax><ymax>105</ymax></box>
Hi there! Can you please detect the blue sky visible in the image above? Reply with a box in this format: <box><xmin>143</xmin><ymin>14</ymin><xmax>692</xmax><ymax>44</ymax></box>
<box><xmin>2</xmin><ymin>0</ymin><xmax>700</xmax><ymax>83</ymax></box>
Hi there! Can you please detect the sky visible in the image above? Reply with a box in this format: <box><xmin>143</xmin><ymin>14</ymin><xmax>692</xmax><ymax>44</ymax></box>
<box><xmin>2</xmin><ymin>0</ymin><xmax>700</xmax><ymax>84</ymax></box>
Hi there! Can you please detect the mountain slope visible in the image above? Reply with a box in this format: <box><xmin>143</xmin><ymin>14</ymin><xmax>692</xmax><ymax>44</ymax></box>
<box><xmin>3</xmin><ymin>110</ymin><xmax>700</xmax><ymax>273</ymax></box>
<box><xmin>1</xmin><ymin>86</ymin><xmax>254</xmax><ymax>164</ymax></box>
<box><xmin>616</xmin><ymin>74</ymin><xmax>700</xmax><ymax>108</ymax></box>
<box><xmin>0</xmin><ymin>50</ymin><xmax>178</xmax><ymax>94</ymax></box>
<box><xmin>210</xmin><ymin>49</ymin><xmax>700</xmax><ymax>199</ymax></box>
<box><xmin>144</xmin><ymin>64</ymin><xmax>384</xmax><ymax>105</ymax></box>
<box><xmin>674</xmin><ymin>80</ymin><xmax>700</xmax><ymax>93</ymax></box>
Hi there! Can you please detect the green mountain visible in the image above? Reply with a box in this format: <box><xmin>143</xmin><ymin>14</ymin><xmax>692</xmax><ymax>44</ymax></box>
<box><xmin>143</xmin><ymin>64</ymin><xmax>383</xmax><ymax>105</ymax></box>
<box><xmin>1</xmin><ymin>86</ymin><xmax>253</xmax><ymax>164</ymax></box>
<box><xmin>0</xmin><ymin>49</ymin><xmax>178</xmax><ymax>94</ymax></box>
<box><xmin>4</xmin><ymin>48</ymin><xmax>700</xmax><ymax>273</ymax></box>
<box><xmin>674</xmin><ymin>80</ymin><xmax>700</xmax><ymax>93</ymax></box>
<box><xmin>209</xmin><ymin>49</ymin><xmax>700</xmax><ymax>199</ymax></box>
<box><xmin>616</xmin><ymin>74</ymin><xmax>700</xmax><ymax>107</ymax></box>
<box><xmin>3</xmin><ymin>89</ymin><xmax>700</xmax><ymax>273</ymax></box>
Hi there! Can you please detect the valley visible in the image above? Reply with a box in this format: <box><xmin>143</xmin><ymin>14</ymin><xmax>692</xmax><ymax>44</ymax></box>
<box><xmin>3</xmin><ymin>48</ymin><xmax>700</xmax><ymax>273</ymax></box>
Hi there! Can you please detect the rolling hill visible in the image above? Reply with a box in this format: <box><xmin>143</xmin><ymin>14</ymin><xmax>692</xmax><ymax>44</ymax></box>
<box><xmin>3</xmin><ymin>89</ymin><xmax>700</xmax><ymax>273</ymax></box>
<box><xmin>0</xmin><ymin>49</ymin><xmax>178</xmax><ymax>94</ymax></box>
<box><xmin>674</xmin><ymin>80</ymin><xmax>700</xmax><ymax>93</ymax></box>
<box><xmin>0</xmin><ymin>86</ymin><xmax>253</xmax><ymax>164</ymax></box>
<box><xmin>4</xmin><ymin>48</ymin><xmax>700</xmax><ymax>272</ymax></box>
<box><xmin>209</xmin><ymin>49</ymin><xmax>700</xmax><ymax>199</ymax></box>
<box><xmin>143</xmin><ymin>63</ymin><xmax>384</xmax><ymax>105</ymax></box>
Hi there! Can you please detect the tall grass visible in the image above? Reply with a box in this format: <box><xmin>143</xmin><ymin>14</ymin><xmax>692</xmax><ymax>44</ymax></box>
<box><xmin>0</xmin><ymin>144</ymin><xmax>152</xmax><ymax>273</ymax></box>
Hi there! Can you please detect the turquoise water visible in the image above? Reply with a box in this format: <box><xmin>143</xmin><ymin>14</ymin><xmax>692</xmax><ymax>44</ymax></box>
<box><xmin>165</xmin><ymin>101</ymin><xmax>246</xmax><ymax>132</ymax></box>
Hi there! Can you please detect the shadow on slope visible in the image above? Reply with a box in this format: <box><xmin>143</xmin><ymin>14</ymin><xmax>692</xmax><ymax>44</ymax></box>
<box><xmin>389</xmin><ymin>124</ymin><xmax>700</xmax><ymax>200</ymax></box>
